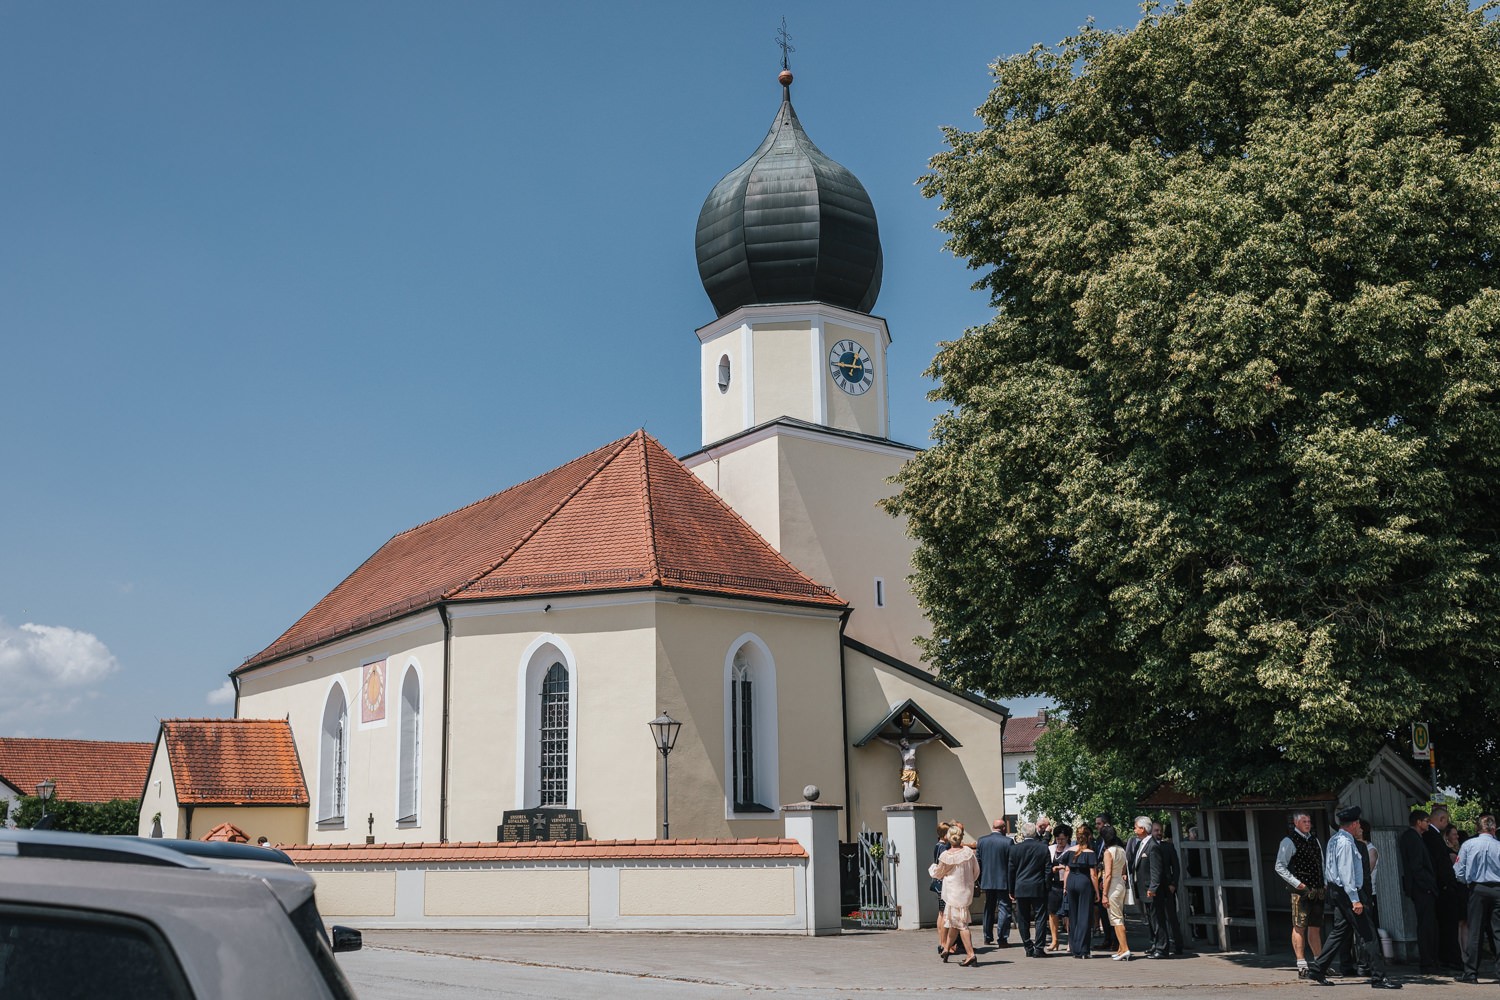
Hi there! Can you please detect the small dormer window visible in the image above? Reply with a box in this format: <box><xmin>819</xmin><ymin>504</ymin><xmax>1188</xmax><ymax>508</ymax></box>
<box><xmin>717</xmin><ymin>355</ymin><xmax>732</xmax><ymax>393</ymax></box>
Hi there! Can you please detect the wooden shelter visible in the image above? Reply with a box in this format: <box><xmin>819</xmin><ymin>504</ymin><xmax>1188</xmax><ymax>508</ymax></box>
<box><xmin>1140</xmin><ymin>746</ymin><xmax>1430</xmax><ymax>957</ymax></box>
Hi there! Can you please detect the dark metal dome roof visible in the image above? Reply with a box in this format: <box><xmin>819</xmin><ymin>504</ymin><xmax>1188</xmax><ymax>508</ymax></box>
<box><xmin>696</xmin><ymin>84</ymin><xmax>883</xmax><ymax>317</ymax></box>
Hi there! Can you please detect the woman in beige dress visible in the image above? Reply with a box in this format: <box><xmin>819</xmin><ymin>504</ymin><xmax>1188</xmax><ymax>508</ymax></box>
<box><xmin>1100</xmin><ymin>824</ymin><xmax>1132</xmax><ymax>960</ymax></box>
<box><xmin>930</xmin><ymin>825</ymin><xmax>981</xmax><ymax>966</ymax></box>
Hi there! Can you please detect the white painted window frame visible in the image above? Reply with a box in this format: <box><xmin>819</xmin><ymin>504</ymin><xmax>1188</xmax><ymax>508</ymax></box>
<box><xmin>514</xmin><ymin>634</ymin><xmax>579</xmax><ymax>810</ymax></box>
<box><xmin>723</xmin><ymin>633</ymin><xmax>780</xmax><ymax>820</ymax></box>
<box><xmin>318</xmin><ymin>678</ymin><xmax>350</xmax><ymax>828</ymax></box>
<box><xmin>395</xmin><ymin>659</ymin><xmax>423</xmax><ymax>827</ymax></box>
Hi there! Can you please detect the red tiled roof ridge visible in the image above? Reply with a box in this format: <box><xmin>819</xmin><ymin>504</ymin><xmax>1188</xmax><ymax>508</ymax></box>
<box><xmin>641</xmin><ymin>434</ymin><xmax>839</xmax><ymax>603</ymax></box>
<box><xmin>639</xmin><ymin>430</ymin><xmax>664</xmax><ymax>586</ymax></box>
<box><xmin>445</xmin><ymin>433</ymin><xmax>638</xmax><ymax>600</ymax></box>
<box><xmin>162</xmin><ymin>717</ymin><xmax>280</xmax><ymax>725</ymax></box>
<box><xmin>0</xmin><ymin>736</ymin><xmax>152</xmax><ymax>748</ymax></box>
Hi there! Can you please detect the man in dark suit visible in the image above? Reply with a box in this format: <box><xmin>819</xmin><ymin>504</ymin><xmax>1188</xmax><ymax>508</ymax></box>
<box><xmin>1399</xmin><ymin>809</ymin><xmax>1440</xmax><ymax>973</ymax></box>
<box><xmin>1425</xmin><ymin>805</ymin><xmax>1463</xmax><ymax>968</ymax></box>
<box><xmin>1008</xmin><ymin>821</ymin><xmax>1052</xmax><ymax>957</ymax></box>
<box><xmin>1133</xmin><ymin>816</ymin><xmax>1169</xmax><ymax>957</ymax></box>
<box><xmin>1153</xmin><ymin>821</ymin><xmax>1186</xmax><ymax>955</ymax></box>
<box><xmin>977</xmin><ymin>819</ymin><xmax>1014</xmax><ymax>946</ymax></box>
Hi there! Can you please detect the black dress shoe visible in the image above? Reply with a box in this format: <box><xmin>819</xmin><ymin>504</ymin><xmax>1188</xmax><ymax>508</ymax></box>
<box><xmin>1301</xmin><ymin>969</ymin><xmax>1331</xmax><ymax>985</ymax></box>
<box><xmin>1368</xmin><ymin>978</ymin><xmax>1402</xmax><ymax>990</ymax></box>
<box><xmin>1454</xmin><ymin>974</ymin><xmax>1478</xmax><ymax>984</ymax></box>
<box><xmin>1143</xmin><ymin>951</ymin><xmax>1163</xmax><ymax>960</ymax></box>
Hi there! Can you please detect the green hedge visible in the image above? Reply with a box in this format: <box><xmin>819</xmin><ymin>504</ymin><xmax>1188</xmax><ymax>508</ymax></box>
<box><xmin>10</xmin><ymin>795</ymin><xmax>140</xmax><ymax>834</ymax></box>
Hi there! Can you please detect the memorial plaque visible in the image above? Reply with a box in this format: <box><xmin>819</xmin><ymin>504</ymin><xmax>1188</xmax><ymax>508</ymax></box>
<box><xmin>498</xmin><ymin>808</ymin><xmax>588</xmax><ymax>842</ymax></box>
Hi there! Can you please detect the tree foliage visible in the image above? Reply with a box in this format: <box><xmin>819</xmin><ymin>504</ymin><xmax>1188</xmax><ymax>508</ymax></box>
<box><xmin>10</xmin><ymin>796</ymin><xmax>140</xmax><ymax>835</ymax></box>
<box><xmin>1017</xmin><ymin>717</ymin><xmax>1152</xmax><ymax>828</ymax></box>
<box><xmin>891</xmin><ymin>0</ymin><xmax>1500</xmax><ymax>801</ymax></box>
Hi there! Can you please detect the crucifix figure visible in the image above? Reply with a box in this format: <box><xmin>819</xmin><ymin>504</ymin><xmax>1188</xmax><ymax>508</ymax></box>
<box><xmin>875</xmin><ymin>732</ymin><xmax>940</xmax><ymax>802</ymax></box>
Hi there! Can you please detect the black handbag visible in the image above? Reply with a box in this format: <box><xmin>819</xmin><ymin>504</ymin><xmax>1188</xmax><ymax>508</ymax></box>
<box><xmin>930</xmin><ymin>877</ymin><xmax>943</xmax><ymax>894</ymax></box>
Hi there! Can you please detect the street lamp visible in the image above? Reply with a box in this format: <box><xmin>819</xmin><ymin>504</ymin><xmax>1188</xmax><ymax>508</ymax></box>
<box><xmin>647</xmin><ymin>713</ymin><xmax>682</xmax><ymax>839</ymax></box>
<box><xmin>36</xmin><ymin>779</ymin><xmax>56</xmax><ymax>821</ymax></box>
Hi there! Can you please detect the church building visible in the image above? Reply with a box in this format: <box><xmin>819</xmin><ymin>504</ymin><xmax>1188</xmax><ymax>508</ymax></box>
<box><xmin>139</xmin><ymin>68</ymin><xmax>1008</xmax><ymax>847</ymax></box>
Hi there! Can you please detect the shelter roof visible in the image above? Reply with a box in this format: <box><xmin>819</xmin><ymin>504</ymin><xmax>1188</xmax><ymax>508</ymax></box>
<box><xmin>158</xmin><ymin>719</ymin><xmax>308</xmax><ymax>805</ymax></box>
<box><xmin>239</xmin><ymin>431</ymin><xmax>842</xmax><ymax>670</ymax></box>
<box><xmin>0</xmin><ymin>737</ymin><xmax>153</xmax><ymax>803</ymax></box>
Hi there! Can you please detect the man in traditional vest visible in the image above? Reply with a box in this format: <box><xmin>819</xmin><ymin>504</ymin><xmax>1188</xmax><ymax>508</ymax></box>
<box><xmin>1274</xmin><ymin>810</ymin><xmax>1326</xmax><ymax>976</ymax></box>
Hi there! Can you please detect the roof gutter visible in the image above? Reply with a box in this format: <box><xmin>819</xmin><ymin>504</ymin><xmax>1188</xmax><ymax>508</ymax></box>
<box><xmin>438</xmin><ymin>603</ymin><xmax>453</xmax><ymax>844</ymax></box>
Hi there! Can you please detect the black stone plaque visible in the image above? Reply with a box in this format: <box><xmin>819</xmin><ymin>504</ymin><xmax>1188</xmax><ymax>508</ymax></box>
<box><xmin>498</xmin><ymin>808</ymin><xmax>588</xmax><ymax>842</ymax></box>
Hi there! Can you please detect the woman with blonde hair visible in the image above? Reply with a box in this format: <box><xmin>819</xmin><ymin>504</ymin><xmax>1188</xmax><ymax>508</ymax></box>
<box><xmin>930</xmin><ymin>824</ymin><xmax>981</xmax><ymax>966</ymax></box>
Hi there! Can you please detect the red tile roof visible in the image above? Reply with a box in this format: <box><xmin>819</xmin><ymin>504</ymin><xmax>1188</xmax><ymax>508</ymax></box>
<box><xmin>0</xmin><ymin>737</ymin><xmax>153</xmax><ymax>803</ymax></box>
<box><xmin>240</xmin><ymin>431</ymin><xmax>842</xmax><ymax>670</ymax></box>
<box><xmin>1003</xmin><ymin>714</ymin><xmax>1051</xmax><ymax>755</ymax></box>
<box><xmin>160</xmin><ymin>719</ymin><xmax>308</xmax><ymax>805</ymax></box>
<box><xmin>201</xmin><ymin>821</ymin><xmax>250</xmax><ymax>843</ymax></box>
<box><xmin>280</xmin><ymin>838</ymin><xmax>808</xmax><ymax>864</ymax></box>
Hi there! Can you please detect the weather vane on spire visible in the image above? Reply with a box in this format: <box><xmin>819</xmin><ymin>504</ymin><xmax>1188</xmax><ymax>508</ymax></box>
<box><xmin>776</xmin><ymin>17</ymin><xmax>795</xmax><ymax>90</ymax></box>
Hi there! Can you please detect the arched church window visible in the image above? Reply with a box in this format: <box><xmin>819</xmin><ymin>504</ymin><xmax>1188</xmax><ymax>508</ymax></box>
<box><xmin>319</xmin><ymin>684</ymin><xmax>348</xmax><ymax>825</ymax></box>
<box><xmin>397</xmin><ymin>666</ymin><xmax>421</xmax><ymax>824</ymax></box>
<box><xmin>731</xmin><ymin>654</ymin><xmax>755</xmax><ymax>809</ymax></box>
<box><xmin>538</xmin><ymin>662</ymin><xmax>569</xmax><ymax>808</ymax></box>
<box><xmin>725</xmin><ymin>637</ymin><xmax>778</xmax><ymax>816</ymax></box>
<box><xmin>717</xmin><ymin>354</ymin><xmax>732</xmax><ymax>393</ymax></box>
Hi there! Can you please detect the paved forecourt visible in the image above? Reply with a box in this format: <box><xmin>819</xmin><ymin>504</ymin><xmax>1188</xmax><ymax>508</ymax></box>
<box><xmin>340</xmin><ymin>929</ymin><xmax>1474</xmax><ymax>998</ymax></box>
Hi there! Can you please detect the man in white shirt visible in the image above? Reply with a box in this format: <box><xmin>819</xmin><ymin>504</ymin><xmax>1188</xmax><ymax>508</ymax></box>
<box><xmin>1303</xmin><ymin>805</ymin><xmax>1400</xmax><ymax>990</ymax></box>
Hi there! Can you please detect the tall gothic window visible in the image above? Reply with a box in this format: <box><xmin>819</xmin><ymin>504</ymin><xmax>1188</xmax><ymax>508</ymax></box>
<box><xmin>397</xmin><ymin>666</ymin><xmax>421</xmax><ymax>823</ymax></box>
<box><xmin>725</xmin><ymin>638</ymin><xmax>777</xmax><ymax>815</ymax></box>
<box><xmin>319</xmin><ymin>684</ymin><xmax>348</xmax><ymax>824</ymax></box>
<box><xmin>731</xmin><ymin>654</ymin><xmax>755</xmax><ymax>810</ymax></box>
<box><xmin>538</xmin><ymin>662</ymin><xmax>569</xmax><ymax>808</ymax></box>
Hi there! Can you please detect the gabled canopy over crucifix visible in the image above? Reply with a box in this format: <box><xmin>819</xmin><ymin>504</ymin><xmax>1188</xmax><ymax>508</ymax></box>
<box><xmin>853</xmin><ymin>700</ymin><xmax>962</xmax><ymax>802</ymax></box>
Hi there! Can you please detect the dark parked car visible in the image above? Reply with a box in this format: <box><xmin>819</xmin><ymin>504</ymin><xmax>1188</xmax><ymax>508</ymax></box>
<box><xmin>0</xmin><ymin>829</ymin><xmax>361</xmax><ymax>998</ymax></box>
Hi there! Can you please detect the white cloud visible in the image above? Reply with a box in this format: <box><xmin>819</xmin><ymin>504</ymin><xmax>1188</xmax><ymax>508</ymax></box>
<box><xmin>206</xmin><ymin>680</ymin><xmax>235</xmax><ymax>706</ymax></box>
<box><xmin>0</xmin><ymin>618</ymin><xmax>120</xmax><ymax>728</ymax></box>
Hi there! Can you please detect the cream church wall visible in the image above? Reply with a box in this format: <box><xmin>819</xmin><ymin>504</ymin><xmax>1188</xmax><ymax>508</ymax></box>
<box><xmin>775</xmin><ymin>432</ymin><xmax>925</xmax><ymax>666</ymax></box>
<box><xmin>652</xmin><ymin>599</ymin><xmax>846</xmax><ymax>839</ymax></box>
<box><xmin>689</xmin><ymin>434</ymin><xmax>784</xmax><ymax>551</ymax></box>
<box><xmin>235</xmin><ymin>612</ymin><xmax>446</xmax><ymax>845</ymax></box>
<box><xmin>752</xmin><ymin>321</ymin><xmax>815</xmax><ymax>428</ymax></box>
<box><xmin>701</xmin><ymin>324</ymin><xmax>748</xmax><ymax>446</ymax></box>
<box><xmin>842</xmin><ymin>646</ymin><xmax>1005</xmax><ymax>837</ymax></box>
<box><xmin>444</xmin><ymin>598</ymin><xmax>661</xmax><ymax>842</ymax></box>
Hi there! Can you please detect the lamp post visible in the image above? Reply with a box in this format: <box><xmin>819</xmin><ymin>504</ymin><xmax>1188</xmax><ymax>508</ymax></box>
<box><xmin>36</xmin><ymin>779</ymin><xmax>56</xmax><ymax>821</ymax></box>
<box><xmin>647</xmin><ymin>713</ymin><xmax>682</xmax><ymax>840</ymax></box>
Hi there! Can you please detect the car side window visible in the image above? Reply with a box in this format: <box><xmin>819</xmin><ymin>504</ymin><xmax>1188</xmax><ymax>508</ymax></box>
<box><xmin>0</xmin><ymin>904</ymin><xmax>194</xmax><ymax>999</ymax></box>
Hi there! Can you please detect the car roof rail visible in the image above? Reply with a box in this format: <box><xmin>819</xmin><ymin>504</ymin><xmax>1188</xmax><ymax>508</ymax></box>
<box><xmin>0</xmin><ymin>829</ymin><xmax>211</xmax><ymax>869</ymax></box>
<box><xmin>114</xmin><ymin>836</ymin><xmax>295</xmax><ymax>866</ymax></box>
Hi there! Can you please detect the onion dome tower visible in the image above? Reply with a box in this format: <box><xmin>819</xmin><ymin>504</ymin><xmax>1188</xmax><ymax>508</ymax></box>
<box><xmin>695</xmin><ymin>66</ymin><xmax>883</xmax><ymax>317</ymax></box>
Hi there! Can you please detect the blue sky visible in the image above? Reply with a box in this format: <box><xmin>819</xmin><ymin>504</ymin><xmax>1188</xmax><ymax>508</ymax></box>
<box><xmin>1</xmin><ymin>1</ymin><xmax>1143</xmax><ymax>741</ymax></box>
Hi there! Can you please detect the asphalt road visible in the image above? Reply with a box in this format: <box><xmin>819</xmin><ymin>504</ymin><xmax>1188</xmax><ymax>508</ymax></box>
<box><xmin>339</xmin><ymin>929</ymin><xmax>1486</xmax><ymax>998</ymax></box>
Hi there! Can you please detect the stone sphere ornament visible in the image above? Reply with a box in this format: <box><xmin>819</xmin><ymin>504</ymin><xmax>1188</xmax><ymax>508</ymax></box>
<box><xmin>903</xmin><ymin>783</ymin><xmax>921</xmax><ymax>803</ymax></box>
<box><xmin>802</xmin><ymin>785</ymin><xmax>820</xmax><ymax>802</ymax></box>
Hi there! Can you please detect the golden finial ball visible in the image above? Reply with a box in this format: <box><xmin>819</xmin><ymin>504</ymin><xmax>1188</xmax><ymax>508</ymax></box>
<box><xmin>778</xmin><ymin>69</ymin><xmax>794</xmax><ymax>87</ymax></box>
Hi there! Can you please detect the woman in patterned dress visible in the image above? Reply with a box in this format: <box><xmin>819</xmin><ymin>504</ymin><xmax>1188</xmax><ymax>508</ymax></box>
<box><xmin>930</xmin><ymin>825</ymin><xmax>981</xmax><ymax>966</ymax></box>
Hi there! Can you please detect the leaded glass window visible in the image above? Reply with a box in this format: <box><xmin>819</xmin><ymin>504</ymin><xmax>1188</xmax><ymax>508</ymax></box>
<box><xmin>539</xmin><ymin>662</ymin><xmax>569</xmax><ymax>807</ymax></box>
<box><xmin>732</xmin><ymin>655</ymin><xmax>755</xmax><ymax>809</ymax></box>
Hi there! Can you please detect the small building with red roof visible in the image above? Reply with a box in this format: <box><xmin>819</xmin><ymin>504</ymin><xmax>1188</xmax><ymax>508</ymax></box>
<box><xmin>136</xmin><ymin>718</ymin><xmax>308</xmax><ymax>844</ymax></box>
<box><xmin>0</xmin><ymin>737</ymin><xmax>153</xmax><ymax>826</ymax></box>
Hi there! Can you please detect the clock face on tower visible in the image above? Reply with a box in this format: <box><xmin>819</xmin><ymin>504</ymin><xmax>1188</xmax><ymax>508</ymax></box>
<box><xmin>828</xmin><ymin>340</ymin><xmax>874</xmax><ymax>395</ymax></box>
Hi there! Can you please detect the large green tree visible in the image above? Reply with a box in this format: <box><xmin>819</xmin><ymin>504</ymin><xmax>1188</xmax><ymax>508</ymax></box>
<box><xmin>891</xmin><ymin>0</ymin><xmax>1500</xmax><ymax>802</ymax></box>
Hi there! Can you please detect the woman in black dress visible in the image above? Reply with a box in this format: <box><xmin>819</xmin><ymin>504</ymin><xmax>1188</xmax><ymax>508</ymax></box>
<box><xmin>1060</xmin><ymin>826</ymin><xmax>1101</xmax><ymax>958</ymax></box>
<box><xmin>1046</xmin><ymin>824</ymin><xmax>1073</xmax><ymax>951</ymax></box>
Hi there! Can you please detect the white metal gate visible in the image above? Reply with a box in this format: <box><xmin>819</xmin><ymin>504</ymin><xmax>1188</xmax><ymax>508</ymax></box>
<box><xmin>854</xmin><ymin>825</ymin><xmax>899</xmax><ymax>929</ymax></box>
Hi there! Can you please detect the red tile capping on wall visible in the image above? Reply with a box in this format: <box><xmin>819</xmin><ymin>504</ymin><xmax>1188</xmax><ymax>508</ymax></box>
<box><xmin>279</xmin><ymin>838</ymin><xmax>808</xmax><ymax>864</ymax></box>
